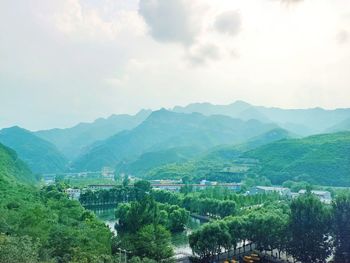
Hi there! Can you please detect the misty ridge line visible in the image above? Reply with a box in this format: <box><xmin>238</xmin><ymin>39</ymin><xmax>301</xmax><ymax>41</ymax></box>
<box><xmin>17</xmin><ymin>100</ymin><xmax>350</xmax><ymax>132</ymax></box>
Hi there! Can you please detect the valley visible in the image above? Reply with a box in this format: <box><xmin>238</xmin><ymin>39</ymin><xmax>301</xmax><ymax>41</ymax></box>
<box><xmin>1</xmin><ymin>101</ymin><xmax>350</xmax><ymax>263</ymax></box>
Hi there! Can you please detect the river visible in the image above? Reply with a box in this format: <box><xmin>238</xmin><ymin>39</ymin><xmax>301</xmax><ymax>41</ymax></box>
<box><xmin>89</xmin><ymin>207</ymin><xmax>204</xmax><ymax>257</ymax></box>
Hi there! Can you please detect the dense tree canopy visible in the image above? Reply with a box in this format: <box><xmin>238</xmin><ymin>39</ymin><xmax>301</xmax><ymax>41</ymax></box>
<box><xmin>288</xmin><ymin>193</ymin><xmax>332</xmax><ymax>263</ymax></box>
<box><xmin>333</xmin><ymin>192</ymin><xmax>350</xmax><ymax>263</ymax></box>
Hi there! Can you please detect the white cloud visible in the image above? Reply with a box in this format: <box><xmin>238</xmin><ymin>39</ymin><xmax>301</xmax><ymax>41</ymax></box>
<box><xmin>1</xmin><ymin>0</ymin><xmax>350</xmax><ymax>130</ymax></box>
<box><xmin>214</xmin><ymin>10</ymin><xmax>241</xmax><ymax>36</ymax></box>
<box><xmin>138</xmin><ymin>0</ymin><xmax>205</xmax><ymax>45</ymax></box>
<box><xmin>187</xmin><ymin>43</ymin><xmax>221</xmax><ymax>65</ymax></box>
<box><xmin>336</xmin><ymin>29</ymin><xmax>349</xmax><ymax>44</ymax></box>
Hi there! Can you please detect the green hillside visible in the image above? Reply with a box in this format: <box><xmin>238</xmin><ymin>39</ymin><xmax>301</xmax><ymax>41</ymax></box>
<box><xmin>72</xmin><ymin>109</ymin><xmax>278</xmax><ymax>171</ymax></box>
<box><xmin>0</xmin><ymin>142</ymin><xmax>113</xmax><ymax>262</ymax></box>
<box><xmin>327</xmin><ymin>117</ymin><xmax>350</xmax><ymax>132</ymax></box>
<box><xmin>245</xmin><ymin>132</ymin><xmax>350</xmax><ymax>186</ymax></box>
<box><xmin>0</xmin><ymin>126</ymin><xmax>67</xmax><ymax>174</ymax></box>
<box><xmin>143</xmin><ymin>128</ymin><xmax>290</xmax><ymax>182</ymax></box>
<box><xmin>36</xmin><ymin>109</ymin><xmax>151</xmax><ymax>159</ymax></box>
<box><xmin>204</xmin><ymin>128</ymin><xmax>291</xmax><ymax>161</ymax></box>
<box><xmin>0</xmin><ymin>143</ymin><xmax>37</xmax><ymax>184</ymax></box>
<box><xmin>116</xmin><ymin>146</ymin><xmax>201</xmax><ymax>176</ymax></box>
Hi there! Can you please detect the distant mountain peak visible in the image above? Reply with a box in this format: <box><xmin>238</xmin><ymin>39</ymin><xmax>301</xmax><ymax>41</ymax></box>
<box><xmin>230</xmin><ymin>100</ymin><xmax>252</xmax><ymax>107</ymax></box>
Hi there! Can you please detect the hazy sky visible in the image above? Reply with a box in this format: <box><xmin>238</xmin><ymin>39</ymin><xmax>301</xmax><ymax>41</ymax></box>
<box><xmin>1</xmin><ymin>0</ymin><xmax>350</xmax><ymax>130</ymax></box>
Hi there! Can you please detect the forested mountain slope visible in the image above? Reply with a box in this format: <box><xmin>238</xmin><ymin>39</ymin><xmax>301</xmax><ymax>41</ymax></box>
<box><xmin>72</xmin><ymin>109</ymin><xmax>279</xmax><ymax>171</ymax></box>
<box><xmin>141</xmin><ymin>128</ymin><xmax>291</xmax><ymax>182</ymax></box>
<box><xmin>36</xmin><ymin>109</ymin><xmax>151</xmax><ymax>159</ymax></box>
<box><xmin>0</xmin><ymin>142</ymin><xmax>113</xmax><ymax>262</ymax></box>
<box><xmin>0</xmin><ymin>143</ymin><xmax>37</xmax><ymax>184</ymax></box>
<box><xmin>0</xmin><ymin>126</ymin><xmax>67</xmax><ymax>174</ymax></box>
<box><xmin>244</xmin><ymin>131</ymin><xmax>350</xmax><ymax>186</ymax></box>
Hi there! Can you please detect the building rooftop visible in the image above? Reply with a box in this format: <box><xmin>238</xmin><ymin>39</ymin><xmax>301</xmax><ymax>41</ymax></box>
<box><xmin>256</xmin><ymin>186</ymin><xmax>289</xmax><ymax>191</ymax></box>
<box><xmin>298</xmin><ymin>190</ymin><xmax>331</xmax><ymax>195</ymax></box>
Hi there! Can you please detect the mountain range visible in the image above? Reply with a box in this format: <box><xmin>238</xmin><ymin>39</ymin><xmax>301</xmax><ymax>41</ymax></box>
<box><xmin>0</xmin><ymin>126</ymin><xmax>67</xmax><ymax>174</ymax></box>
<box><xmin>35</xmin><ymin>109</ymin><xmax>151</xmax><ymax>159</ymax></box>
<box><xmin>173</xmin><ymin>101</ymin><xmax>350</xmax><ymax>136</ymax></box>
<box><xmin>71</xmin><ymin>109</ymin><xmax>279</xmax><ymax>171</ymax></box>
<box><xmin>0</xmin><ymin>100</ymin><xmax>349</xmax><ymax>179</ymax></box>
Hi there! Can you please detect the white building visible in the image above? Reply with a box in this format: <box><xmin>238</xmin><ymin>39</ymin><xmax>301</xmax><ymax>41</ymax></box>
<box><xmin>65</xmin><ymin>188</ymin><xmax>81</xmax><ymax>200</ymax></box>
<box><xmin>298</xmin><ymin>190</ymin><xmax>332</xmax><ymax>204</ymax></box>
<box><xmin>151</xmin><ymin>183</ymin><xmax>241</xmax><ymax>192</ymax></box>
<box><xmin>249</xmin><ymin>186</ymin><xmax>291</xmax><ymax>196</ymax></box>
<box><xmin>88</xmin><ymin>184</ymin><xmax>115</xmax><ymax>191</ymax></box>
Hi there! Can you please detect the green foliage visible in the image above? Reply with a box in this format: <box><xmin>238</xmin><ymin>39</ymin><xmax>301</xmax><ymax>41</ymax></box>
<box><xmin>0</xmin><ymin>145</ymin><xmax>114</xmax><ymax>262</ymax></box>
<box><xmin>128</xmin><ymin>256</ymin><xmax>157</xmax><ymax>263</ymax></box>
<box><xmin>0</xmin><ymin>127</ymin><xmax>67</xmax><ymax>174</ymax></box>
<box><xmin>116</xmin><ymin>147</ymin><xmax>200</xmax><ymax>176</ymax></box>
<box><xmin>0</xmin><ymin>143</ymin><xmax>36</xmax><ymax>184</ymax></box>
<box><xmin>72</xmin><ymin>109</ymin><xmax>278</xmax><ymax>171</ymax></box>
<box><xmin>288</xmin><ymin>193</ymin><xmax>332</xmax><ymax>263</ymax></box>
<box><xmin>132</xmin><ymin>224</ymin><xmax>173</xmax><ymax>261</ymax></box>
<box><xmin>189</xmin><ymin>221</ymin><xmax>231</xmax><ymax>260</ymax></box>
<box><xmin>114</xmin><ymin>193</ymin><xmax>175</xmax><ymax>262</ymax></box>
<box><xmin>245</xmin><ymin>131</ymin><xmax>350</xmax><ymax>186</ymax></box>
<box><xmin>189</xmin><ymin>201</ymin><xmax>290</xmax><ymax>260</ymax></box>
<box><xmin>332</xmin><ymin>192</ymin><xmax>350</xmax><ymax>263</ymax></box>
<box><xmin>142</xmin><ymin>128</ymin><xmax>289</xmax><ymax>183</ymax></box>
<box><xmin>0</xmin><ymin>234</ymin><xmax>40</xmax><ymax>263</ymax></box>
<box><xmin>36</xmin><ymin>110</ymin><xmax>151</xmax><ymax>159</ymax></box>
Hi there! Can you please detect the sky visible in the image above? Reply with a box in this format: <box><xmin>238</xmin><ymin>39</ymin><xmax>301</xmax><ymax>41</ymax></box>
<box><xmin>1</xmin><ymin>0</ymin><xmax>350</xmax><ymax>130</ymax></box>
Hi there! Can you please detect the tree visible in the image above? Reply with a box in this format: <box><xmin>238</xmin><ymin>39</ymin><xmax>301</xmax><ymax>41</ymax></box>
<box><xmin>115</xmin><ymin>203</ymin><xmax>131</xmax><ymax>230</ymax></box>
<box><xmin>245</xmin><ymin>210</ymin><xmax>288</xmax><ymax>254</ymax></box>
<box><xmin>288</xmin><ymin>193</ymin><xmax>332</xmax><ymax>263</ymax></box>
<box><xmin>133</xmin><ymin>224</ymin><xmax>173</xmax><ymax>262</ymax></box>
<box><xmin>225</xmin><ymin>216</ymin><xmax>245</xmax><ymax>254</ymax></box>
<box><xmin>189</xmin><ymin>222</ymin><xmax>230</xmax><ymax>261</ymax></box>
<box><xmin>169</xmin><ymin>208</ymin><xmax>189</xmax><ymax>232</ymax></box>
<box><xmin>218</xmin><ymin>200</ymin><xmax>236</xmax><ymax>218</ymax></box>
<box><xmin>122</xmin><ymin>175</ymin><xmax>130</xmax><ymax>187</ymax></box>
<box><xmin>0</xmin><ymin>234</ymin><xmax>40</xmax><ymax>263</ymax></box>
<box><xmin>333</xmin><ymin>192</ymin><xmax>350</xmax><ymax>263</ymax></box>
<box><xmin>134</xmin><ymin>180</ymin><xmax>151</xmax><ymax>201</ymax></box>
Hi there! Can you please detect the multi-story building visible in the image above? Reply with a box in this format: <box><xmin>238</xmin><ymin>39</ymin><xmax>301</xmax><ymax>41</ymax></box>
<box><xmin>249</xmin><ymin>186</ymin><xmax>291</xmax><ymax>196</ymax></box>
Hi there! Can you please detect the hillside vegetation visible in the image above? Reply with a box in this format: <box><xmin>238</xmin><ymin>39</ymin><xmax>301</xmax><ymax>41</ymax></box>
<box><xmin>115</xmin><ymin>146</ymin><xmax>201</xmax><ymax>176</ymax></box>
<box><xmin>0</xmin><ymin>143</ymin><xmax>113</xmax><ymax>262</ymax></box>
<box><xmin>36</xmin><ymin>110</ymin><xmax>151</xmax><ymax>159</ymax></box>
<box><xmin>141</xmin><ymin>128</ymin><xmax>290</xmax><ymax>182</ymax></box>
<box><xmin>245</xmin><ymin>131</ymin><xmax>350</xmax><ymax>186</ymax></box>
<box><xmin>0</xmin><ymin>126</ymin><xmax>67</xmax><ymax>174</ymax></box>
<box><xmin>72</xmin><ymin>109</ymin><xmax>278</xmax><ymax>171</ymax></box>
<box><xmin>0</xmin><ymin>143</ymin><xmax>37</xmax><ymax>184</ymax></box>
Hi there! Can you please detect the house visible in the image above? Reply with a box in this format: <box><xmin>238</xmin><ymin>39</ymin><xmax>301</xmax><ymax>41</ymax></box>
<box><xmin>151</xmin><ymin>183</ymin><xmax>241</xmax><ymax>192</ymax></box>
<box><xmin>152</xmin><ymin>184</ymin><xmax>182</xmax><ymax>192</ymax></box>
<box><xmin>88</xmin><ymin>184</ymin><xmax>115</xmax><ymax>191</ymax></box>
<box><xmin>43</xmin><ymin>175</ymin><xmax>55</xmax><ymax>185</ymax></box>
<box><xmin>101</xmin><ymin>167</ymin><xmax>115</xmax><ymax>179</ymax></box>
<box><xmin>65</xmin><ymin>188</ymin><xmax>81</xmax><ymax>200</ymax></box>
<box><xmin>298</xmin><ymin>190</ymin><xmax>332</xmax><ymax>204</ymax></box>
<box><xmin>249</xmin><ymin>186</ymin><xmax>291</xmax><ymax>196</ymax></box>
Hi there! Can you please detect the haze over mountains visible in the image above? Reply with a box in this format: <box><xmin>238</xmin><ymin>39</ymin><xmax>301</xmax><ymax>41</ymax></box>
<box><xmin>173</xmin><ymin>101</ymin><xmax>350</xmax><ymax>136</ymax></box>
<box><xmin>0</xmin><ymin>100</ymin><xmax>349</xmax><ymax>183</ymax></box>
<box><xmin>71</xmin><ymin>109</ymin><xmax>278</xmax><ymax>171</ymax></box>
<box><xmin>0</xmin><ymin>126</ymin><xmax>67</xmax><ymax>174</ymax></box>
<box><xmin>35</xmin><ymin>110</ymin><xmax>151</xmax><ymax>159</ymax></box>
